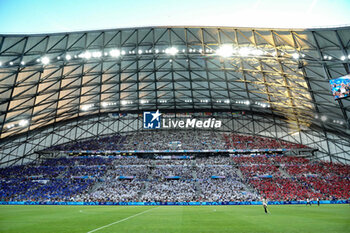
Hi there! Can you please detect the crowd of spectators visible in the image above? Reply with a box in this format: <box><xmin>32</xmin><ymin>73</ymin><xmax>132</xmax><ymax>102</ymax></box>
<box><xmin>283</xmin><ymin>162</ymin><xmax>350</xmax><ymax>178</ymax></box>
<box><xmin>125</xmin><ymin>131</ymin><xmax>227</xmax><ymax>151</ymax></box>
<box><xmin>232</xmin><ymin>154</ymin><xmax>311</xmax><ymax>166</ymax></box>
<box><xmin>299</xmin><ymin>176</ymin><xmax>350</xmax><ymax>200</ymax></box>
<box><xmin>46</xmin><ymin>131</ymin><xmax>311</xmax><ymax>153</ymax></box>
<box><xmin>153</xmin><ymin>165</ymin><xmax>193</xmax><ymax>179</ymax></box>
<box><xmin>249</xmin><ymin>178</ymin><xmax>320</xmax><ymax>201</ymax></box>
<box><xmin>74</xmin><ymin>180</ymin><xmax>145</xmax><ymax>202</ymax></box>
<box><xmin>64</xmin><ymin>166</ymin><xmax>107</xmax><ymax>178</ymax></box>
<box><xmin>113</xmin><ymin>165</ymin><xmax>150</xmax><ymax>180</ymax></box>
<box><xmin>1</xmin><ymin>154</ymin><xmax>349</xmax><ymax>203</ymax></box>
<box><xmin>234</xmin><ymin>154</ymin><xmax>350</xmax><ymax>201</ymax></box>
<box><xmin>196</xmin><ymin>165</ymin><xmax>239</xmax><ymax>179</ymax></box>
<box><xmin>0</xmin><ymin>165</ymin><xmax>65</xmax><ymax>179</ymax></box>
<box><xmin>195</xmin><ymin>161</ymin><xmax>259</xmax><ymax>202</ymax></box>
<box><xmin>321</xmin><ymin>163</ymin><xmax>350</xmax><ymax>177</ymax></box>
<box><xmin>0</xmin><ymin>178</ymin><xmax>93</xmax><ymax>202</ymax></box>
<box><xmin>232</xmin><ymin>155</ymin><xmax>272</xmax><ymax>165</ymax></box>
<box><xmin>141</xmin><ymin>180</ymin><xmax>197</xmax><ymax>202</ymax></box>
<box><xmin>0</xmin><ymin>157</ymin><xmax>104</xmax><ymax>202</ymax></box>
<box><xmin>152</xmin><ymin>159</ymin><xmax>194</xmax><ymax>166</ymax></box>
<box><xmin>199</xmin><ymin>179</ymin><xmax>259</xmax><ymax>202</ymax></box>
<box><xmin>223</xmin><ymin>134</ymin><xmax>310</xmax><ymax>150</ymax></box>
<box><xmin>196</xmin><ymin>156</ymin><xmax>232</xmax><ymax>165</ymax></box>
<box><xmin>269</xmin><ymin>156</ymin><xmax>310</xmax><ymax>165</ymax></box>
<box><xmin>240</xmin><ymin>165</ymin><xmax>281</xmax><ymax>177</ymax></box>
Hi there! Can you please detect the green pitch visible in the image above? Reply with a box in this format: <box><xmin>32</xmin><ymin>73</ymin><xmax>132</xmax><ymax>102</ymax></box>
<box><xmin>0</xmin><ymin>204</ymin><xmax>349</xmax><ymax>233</ymax></box>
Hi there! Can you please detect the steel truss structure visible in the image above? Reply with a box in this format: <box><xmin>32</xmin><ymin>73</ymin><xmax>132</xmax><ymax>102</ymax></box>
<box><xmin>0</xmin><ymin>26</ymin><xmax>349</xmax><ymax>166</ymax></box>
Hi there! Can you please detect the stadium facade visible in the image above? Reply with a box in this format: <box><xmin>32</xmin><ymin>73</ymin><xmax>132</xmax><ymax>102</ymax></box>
<box><xmin>0</xmin><ymin>26</ymin><xmax>349</xmax><ymax>166</ymax></box>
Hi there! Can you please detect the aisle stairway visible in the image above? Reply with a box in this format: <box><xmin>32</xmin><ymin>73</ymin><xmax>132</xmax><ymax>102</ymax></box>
<box><xmin>192</xmin><ymin>166</ymin><xmax>201</xmax><ymax>198</ymax></box>
<box><xmin>278</xmin><ymin>166</ymin><xmax>291</xmax><ymax>178</ymax></box>
<box><xmin>236</xmin><ymin>168</ymin><xmax>258</xmax><ymax>195</ymax></box>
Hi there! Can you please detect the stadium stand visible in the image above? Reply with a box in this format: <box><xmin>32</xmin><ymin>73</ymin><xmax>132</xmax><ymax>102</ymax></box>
<box><xmin>233</xmin><ymin>154</ymin><xmax>350</xmax><ymax>201</ymax></box>
<box><xmin>46</xmin><ymin>131</ymin><xmax>310</xmax><ymax>152</ymax></box>
<box><xmin>1</xmin><ymin>147</ymin><xmax>349</xmax><ymax>203</ymax></box>
<box><xmin>223</xmin><ymin>134</ymin><xmax>309</xmax><ymax>150</ymax></box>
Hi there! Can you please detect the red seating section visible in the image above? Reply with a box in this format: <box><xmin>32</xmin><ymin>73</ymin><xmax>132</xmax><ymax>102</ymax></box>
<box><xmin>224</xmin><ymin>134</ymin><xmax>310</xmax><ymax>150</ymax></box>
<box><xmin>234</xmin><ymin>155</ymin><xmax>350</xmax><ymax>201</ymax></box>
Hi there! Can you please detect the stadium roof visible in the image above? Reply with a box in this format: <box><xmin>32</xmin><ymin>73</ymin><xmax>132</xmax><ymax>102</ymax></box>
<box><xmin>0</xmin><ymin>26</ymin><xmax>349</xmax><ymax>165</ymax></box>
<box><xmin>1</xmin><ymin>26</ymin><xmax>349</xmax><ymax>137</ymax></box>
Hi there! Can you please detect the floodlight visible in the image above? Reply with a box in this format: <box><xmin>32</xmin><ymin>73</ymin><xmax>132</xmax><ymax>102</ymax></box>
<box><xmin>41</xmin><ymin>57</ymin><xmax>50</xmax><ymax>65</ymax></box>
<box><xmin>6</xmin><ymin>124</ymin><xmax>14</xmax><ymax>129</ymax></box>
<box><xmin>83</xmin><ymin>52</ymin><xmax>91</xmax><ymax>59</ymax></box>
<box><xmin>216</xmin><ymin>44</ymin><xmax>234</xmax><ymax>58</ymax></box>
<box><xmin>165</xmin><ymin>47</ymin><xmax>178</xmax><ymax>55</ymax></box>
<box><xmin>19</xmin><ymin>119</ymin><xmax>28</xmax><ymax>127</ymax></box>
<box><xmin>92</xmin><ymin>51</ymin><xmax>102</xmax><ymax>58</ymax></box>
<box><xmin>253</xmin><ymin>49</ymin><xmax>263</xmax><ymax>56</ymax></box>
<box><xmin>292</xmin><ymin>53</ymin><xmax>300</xmax><ymax>59</ymax></box>
<box><xmin>110</xmin><ymin>49</ymin><xmax>121</xmax><ymax>57</ymax></box>
<box><xmin>140</xmin><ymin>100</ymin><xmax>148</xmax><ymax>104</ymax></box>
<box><xmin>81</xmin><ymin>104</ymin><xmax>93</xmax><ymax>111</ymax></box>
<box><xmin>238</xmin><ymin>47</ymin><xmax>251</xmax><ymax>56</ymax></box>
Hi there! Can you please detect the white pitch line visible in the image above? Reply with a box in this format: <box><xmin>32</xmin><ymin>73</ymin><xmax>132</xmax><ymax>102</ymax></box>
<box><xmin>87</xmin><ymin>207</ymin><xmax>157</xmax><ymax>233</ymax></box>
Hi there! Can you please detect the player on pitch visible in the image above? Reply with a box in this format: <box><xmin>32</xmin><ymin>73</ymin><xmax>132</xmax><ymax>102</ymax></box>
<box><xmin>262</xmin><ymin>198</ymin><xmax>269</xmax><ymax>214</ymax></box>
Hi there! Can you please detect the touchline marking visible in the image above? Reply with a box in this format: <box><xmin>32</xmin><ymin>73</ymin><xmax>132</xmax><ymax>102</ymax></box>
<box><xmin>87</xmin><ymin>207</ymin><xmax>157</xmax><ymax>233</ymax></box>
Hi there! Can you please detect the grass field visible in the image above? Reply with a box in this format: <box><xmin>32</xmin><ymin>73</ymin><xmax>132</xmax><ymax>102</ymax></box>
<box><xmin>0</xmin><ymin>204</ymin><xmax>349</xmax><ymax>233</ymax></box>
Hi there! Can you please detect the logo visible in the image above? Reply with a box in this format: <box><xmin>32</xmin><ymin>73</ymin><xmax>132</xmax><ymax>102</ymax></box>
<box><xmin>143</xmin><ymin>110</ymin><xmax>222</xmax><ymax>129</ymax></box>
<box><xmin>143</xmin><ymin>110</ymin><xmax>162</xmax><ymax>129</ymax></box>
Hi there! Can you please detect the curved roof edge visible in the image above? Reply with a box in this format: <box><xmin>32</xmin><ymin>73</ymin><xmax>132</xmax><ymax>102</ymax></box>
<box><xmin>1</xmin><ymin>24</ymin><xmax>350</xmax><ymax>36</ymax></box>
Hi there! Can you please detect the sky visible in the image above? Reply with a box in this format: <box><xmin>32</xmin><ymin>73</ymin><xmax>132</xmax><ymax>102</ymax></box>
<box><xmin>0</xmin><ymin>0</ymin><xmax>349</xmax><ymax>34</ymax></box>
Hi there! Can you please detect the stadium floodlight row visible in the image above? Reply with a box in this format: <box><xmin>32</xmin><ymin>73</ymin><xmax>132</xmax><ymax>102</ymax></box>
<box><xmin>0</xmin><ymin>26</ymin><xmax>349</xmax><ymax>167</ymax></box>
